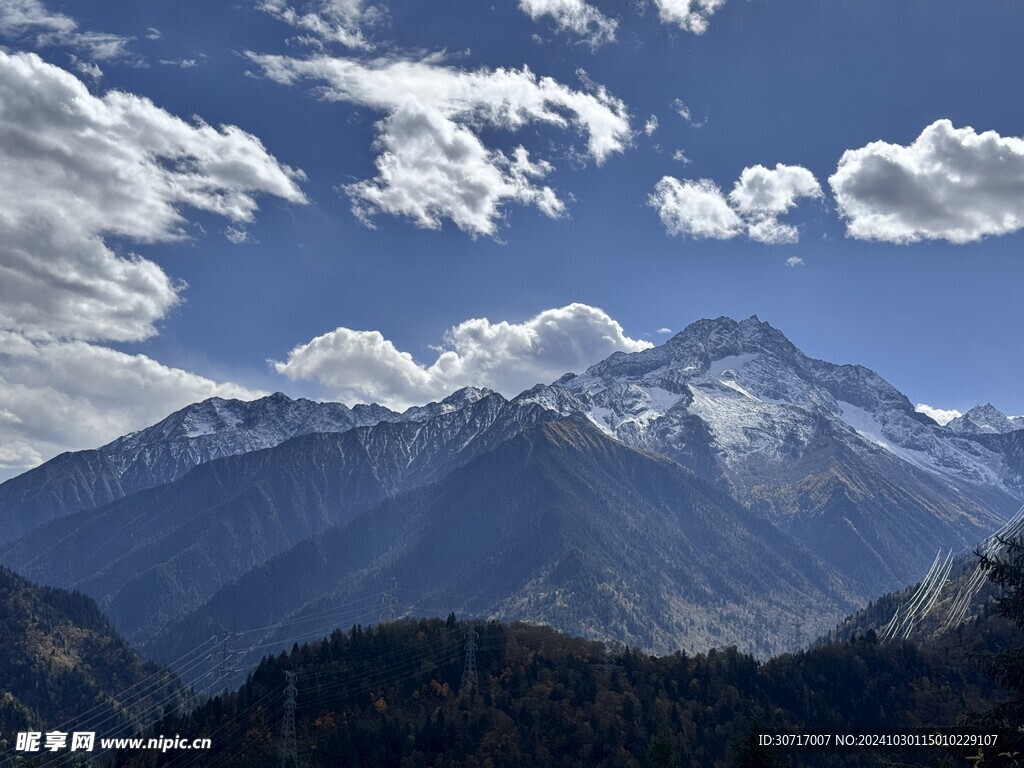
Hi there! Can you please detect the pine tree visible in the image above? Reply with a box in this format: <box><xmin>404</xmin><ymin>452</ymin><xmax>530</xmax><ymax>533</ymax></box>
<box><xmin>969</xmin><ymin>536</ymin><xmax>1024</xmax><ymax>766</ymax></box>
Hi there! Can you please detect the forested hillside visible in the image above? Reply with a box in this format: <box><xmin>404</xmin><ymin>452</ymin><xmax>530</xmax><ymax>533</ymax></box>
<box><xmin>0</xmin><ymin>566</ymin><xmax>184</xmax><ymax>745</ymax></box>
<box><xmin>123</xmin><ymin>610</ymin><xmax>1018</xmax><ymax>768</ymax></box>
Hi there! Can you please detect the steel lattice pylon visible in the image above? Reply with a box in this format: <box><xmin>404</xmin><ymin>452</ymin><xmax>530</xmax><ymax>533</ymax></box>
<box><xmin>280</xmin><ymin>671</ymin><xmax>298</xmax><ymax>768</ymax></box>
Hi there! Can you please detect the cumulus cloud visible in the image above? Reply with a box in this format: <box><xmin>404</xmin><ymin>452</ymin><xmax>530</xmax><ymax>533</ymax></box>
<box><xmin>830</xmin><ymin>120</ymin><xmax>1024</xmax><ymax>244</ymax></box>
<box><xmin>347</xmin><ymin>104</ymin><xmax>564</xmax><ymax>235</ymax></box>
<box><xmin>915</xmin><ymin>403</ymin><xmax>962</xmax><ymax>426</ymax></box>
<box><xmin>258</xmin><ymin>0</ymin><xmax>383</xmax><ymax>49</ymax></box>
<box><xmin>0</xmin><ymin>53</ymin><xmax>303</xmax><ymax>478</ymax></box>
<box><xmin>656</xmin><ymin>327</ymin><xmax>672</xmax><ymax>334</ymax></box>
<box><xmin>653</xmin><ymin>0</ymin><xmax>725</xmax><ymax>34</ymax></box>
<box><xmin>0</xmin><ymin>332</ymin><xmax>263</xmax><ymax>480</ymax></box>
<box><xmin>648</xmin><ymin>178</ymin><xmax>742</xmax><ymax>240</ymax></box>
<box><xmin>649</xmin><ymin>163</ymin><xmax>821</xmax><ymax>244</ymax></box>
<box><xmin>0</xmin><ymin>0</ymin><xmax>131</xmax><ymax>60</ymax></box>
<box><xmin>273</xmin><ymin>303</ymin><xmax>652</xmax><ymax>410</ymax></box>
<box><xmin>785</xmin><ymin>255</ymin><xmax>804</xmax><ymax>268</ymax></box>
<box><xmin>644</xmin><ymin>115</ymin><xmax>659</xmax><ymax>136</ymax></box>
<box><xmin>250</xmin><ymin>52</ymin><xmax>631</xmax><ymax>236</ymax></box>
<box><xmin>729</xmin><ymin>164</ymin><xmax>823</xmax><ymax>244</ymax></box>
<box><xmin>0</xmin><ymin>51</ymin><xmax>305</xmax><ymax>342</ymax></box>
<box><xmin>518</xmin><ymin>0</ymin><xmax>618</xmax><ymax>47</ymax></box>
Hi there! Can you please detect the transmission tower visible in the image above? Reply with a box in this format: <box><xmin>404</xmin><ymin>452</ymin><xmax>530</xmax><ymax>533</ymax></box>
<box><xmin>212</xmin><ymin>631</ymin><xmax>235</xmax><ymax>695</ymax></box>
<box><xmin>280</xmin><ymin>671</ymin><xmax>299</xmax><ymax>768</ymax></box>
<box><xmin>461</xmin><ymin>628</ymin><xmax>479</xmax><ymax>696</ymax></box>
<box><xmin>380</xmin><ymin>577</ymin><xmax>398</xmax><ymax>623</ymax></box>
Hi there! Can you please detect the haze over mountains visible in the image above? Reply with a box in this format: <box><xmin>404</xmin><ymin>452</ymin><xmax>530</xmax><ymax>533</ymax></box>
<box><xmin>1</xmin><ymin>316</ymin><xmax>1020</xmax><ymax>666</ymax></box>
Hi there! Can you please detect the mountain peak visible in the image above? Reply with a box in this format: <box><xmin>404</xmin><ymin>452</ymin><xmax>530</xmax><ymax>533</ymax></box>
<box><xmin>947</xmin><ymin>403</ymin><xmax>1021</xmax><ymax>435</ymax></box>
<box><xmin>663</xmin><ymin>314</ymin><xmax>797</xmax><ymax>362</ymax></box>
<box><xmin>264</xmin><ymin>391</ymin><xmax>294</xmax><ymax>403</ymax></box>
<box><xmin>442</xmin><ymin>386</ymin><xmax>496</xmax><ymax>405</ymax></box>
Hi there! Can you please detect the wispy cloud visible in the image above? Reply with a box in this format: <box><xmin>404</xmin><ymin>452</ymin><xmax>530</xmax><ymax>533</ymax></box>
<box><xmin>518</xmin><ymin>0</ymin><xmax>618</xmax><ymax>47</ymax></box>
<box><xmin>0</xmin><ymin>0</ymin><xmax>132</xmax><ymax>60</ymax></box>
<box><xmin>257</xmin><ymin>0</ymin><xmax>384</xmax><ymax>50</ymax></box>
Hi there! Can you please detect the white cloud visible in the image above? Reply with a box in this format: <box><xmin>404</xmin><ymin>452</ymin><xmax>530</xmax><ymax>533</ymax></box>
<box><xmin>0</xmin><ymin>51</ymin><xmax>306</xmax><ymax>342</ymax></box>
<box><xmin>69</xmin><ymin>54</ymin><xmax>102</xmax><ymax>80</ymax></box>
<box><xmin>159</xmin><ymin>58</ymin><xmax>200</xmax><ymax>68</ymax></box>
<box><xmin>644</xmin><ymin>114</ymin><xmax>659</xmax><ymax>136</ymax></box>
<box><xmin>258</xmin><ymin>0</ymin><xmax>383</xmax><ymax>50</ymax></box>
<box><xmin>250</xmin><ymin>52</ymin><xmax>631</xmax><ymax>236</ymax></box>
<box><xmin>0</xmin><ymin>332</ymin><xmax>263</xmax><ymax>479</ymax></box>
<box><xmin>648</xmin><ymin>177</ymin><xmax>742</xmax><ymax>240</ymax></box>
<box><xmin>653</xmin><ymin>0</ymin><xmax>725</xmax><ymax>34</ymax></box>
<box><xmin>224</xmin><ymin>226</ymin><xmax>256</xmax><ymax>244</ymax></box>
<box><xmin>729</xmin><ymin>164</ymin><xmax>822</xmax><ymax>216</ymax></box>
<box><xmin>915</xmin><ymin>403</ymin><xmax>962</xmax><ymax>426</ymax></box>
<box><xmin>830</xmin><ymin>120</ymin><xmax>1024</xmax><ymax>244</ymax></box>
<box><xmin>650</xmin><ymin>164</ymin><xmax>821</xmax><ymax>244</ymax></box>
<box><xmin>348</xmin><ymin>105</ymin><xmax>564</xmax><ymax>236</ymax></box>
<box><xmin>145</xmin><ymin>27</ymin><xmax>161</xmax><ymax>40</ymax></box>
<box><xmin>518</xmin><ymin>0</ymin><xmax>618</xmax><ymax>47</ymax></box>
<box><xmin>729</xmin><ymin>164</ymin><xmax>823</xmax><ymax>244</ymax></box>
<box><xmin>670</xmin><ymin>98</ymin><xmax>705</xmax><ymax>126</ymax></box>
<box><xmin>0</xmin><ymin>53</ymin><xmax>304</xmax><ymax>478</ymax></box>
<box><xmin>656</xmin><ymin>327</ymin><xmax>672</xmax><ymax>334</ymax></box>
<box><xmin>672</xmin><ymin>148</ymin><xmax>691</xmax><ymax>164</ymax></box>
<box><xmin>273</xmin><ymin>303</ymin><xmax>652</xmax><ymax>410</ymax></box>
<box><xmin>0</xmin><ymin>0</ymin><xmax>131</xmax><ymax>60</ymax></box>
<box><xmin>785</xmin><ymin>255</ymin><xmax>804</xmax><ymax>268</ymax></box>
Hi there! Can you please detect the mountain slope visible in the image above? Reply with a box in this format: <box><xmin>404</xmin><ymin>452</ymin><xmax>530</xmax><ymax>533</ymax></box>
<box><xmin>2</xmin><ymin>393</ymin><xmax>556</xmax><ymax>642</ymax></box>
<box><xmin>0</xmin><ymin>565</ymin><xmax>183</xmax><ymax>739</ymax></box>
<box><xmin>0</xmin><ymin>392</ymin><xmax>399</xmax><ymax>545</ymax></box>
<box><xmin>516</xmin><ymin>315</ymin><xmax>1015</xmax><ymax>593</ymax></box>
<box><xmin>151</xmin><ymin>417</ymin><xmax>858</xmax><ymax>665</ymax></box>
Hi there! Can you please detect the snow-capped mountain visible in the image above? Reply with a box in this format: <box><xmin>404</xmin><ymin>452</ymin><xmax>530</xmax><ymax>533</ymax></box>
<box><xmin>0</xmin><ymin>387</ymin><xmax>514</xmax><ymax>546</ymax></box>
<box><xmin>1</xmin><ymin>391</ymin><xmax>558</xmax><ymax>642</ymax></box>
<box><xmin>0</xmin><ymin>393</ymin><xmax>400</xmax><ymax>544</ymax></box>
<box><xmin>150</xmin><ymin>417</ymin><xmax>860</xmax><ymax>664</ymax></box>
<box><xmin>947</xmin><ymin>404</ymin><xmax>1024</xmax><ymax>435</ymax></box>
<box><xmin>515</xmin><ymin>316</ymin><xmax>1018</xmax><ymax>592</ymax></box>
<box><xmin>2</xmin><ymin>314</ymin><xmax>1020</xmax><ymax>649</ymax></box>
<box><xmin>522</xmin><ymin>315</ymin><xmax>1022</xmax><ymax>507</ymax></box>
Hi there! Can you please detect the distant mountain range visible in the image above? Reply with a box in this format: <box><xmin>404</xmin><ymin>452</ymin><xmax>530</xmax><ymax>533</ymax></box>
<box><xmin>1</xmin><ymin>315</ymin><xmax>1021</xmax><ymax>663</ymax></box>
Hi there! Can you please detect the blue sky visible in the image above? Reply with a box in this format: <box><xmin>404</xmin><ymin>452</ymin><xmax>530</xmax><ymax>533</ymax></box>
<box><xmin>0</xmin><ymin>0</ymin><xmax>1022</xmax><ymax>475</ymax></box>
